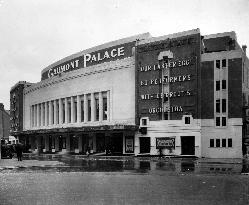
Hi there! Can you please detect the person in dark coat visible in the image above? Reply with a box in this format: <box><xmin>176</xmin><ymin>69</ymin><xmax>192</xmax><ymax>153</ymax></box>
<box><xmin>15</xmin><ymin>143</ymin><xmax>23</xmax><ymax>161</ymax></box>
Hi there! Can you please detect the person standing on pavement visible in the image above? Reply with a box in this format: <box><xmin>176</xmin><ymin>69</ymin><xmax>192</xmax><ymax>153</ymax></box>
<box><xmin>15</xmin><ymin>143</ymin><xmax>23</xmax><ymax>161</ymax></box>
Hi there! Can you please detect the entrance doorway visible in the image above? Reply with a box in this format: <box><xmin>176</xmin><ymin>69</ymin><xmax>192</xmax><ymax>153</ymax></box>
<box><xmin>139</xmin><ymin>137</ymin><xmax>150</xmax><ymax>153</ymax></box>
<box><xmin>110</xmin><ymin>133</ymin><xmax>123</xmax><ymax>154</ymax></box>
<box><xmin>181</xmin><ymin>136</ymin><xmax>195</xmax><ymax>155</ymax></box>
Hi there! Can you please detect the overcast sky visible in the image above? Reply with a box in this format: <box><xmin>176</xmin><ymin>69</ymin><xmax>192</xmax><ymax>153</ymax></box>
<box><xmin>0</xmin><ymin>0</ymin><xmax>249</xmax><ymax>110</ymax></box>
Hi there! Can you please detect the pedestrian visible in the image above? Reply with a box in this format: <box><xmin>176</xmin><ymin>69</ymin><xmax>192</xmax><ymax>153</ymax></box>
<box><xmin>15</xmin><ymin>143</ymin><xmax>23</xmax><ymax>161</ymax></box>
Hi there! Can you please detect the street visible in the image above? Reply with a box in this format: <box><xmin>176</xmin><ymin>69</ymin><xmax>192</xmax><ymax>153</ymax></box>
<box><xmin>0</xmin><ymin>155</ymin><xmax>249</xmax><ymax>205</ymax></box>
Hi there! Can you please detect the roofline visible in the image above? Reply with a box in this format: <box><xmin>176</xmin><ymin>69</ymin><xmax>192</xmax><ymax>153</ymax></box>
<box><xmin>41</xmin><ymin>32</ymin><xmax>151</xmax><ymax>75</ymax></box>
<box><xmin>138</xmin><ymin>28</ymin><xmax>200</xmax><ymax>45</ymax></box>
<box><xmin>10</xmin><ymin>81</ymin><xmax>33</xmax><ymax>92</ymax></box>
<box><xmin>203</xmin><ymin>31</ymin><xmax>237</xmax><ymax>41</ymax></box>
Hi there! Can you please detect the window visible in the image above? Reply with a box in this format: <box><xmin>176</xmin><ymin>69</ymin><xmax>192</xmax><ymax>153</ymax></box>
<box><xmin>142</xmin><ymin>119</ymin><xmax>147</xmax><ymax>126</ymax></box>
<box><xmin>95</xmin><ymin>98</ymin><xmax>99</xmax><ymax>121</ymax></box>
<box><xmin>216</xmin><ymin>60</ymin><xmax>220</xmax><ymax>69</ymax></box>
<box><xmin>222</xmin><ymin>117</ymin><xmax>226</xmax><ymax>126</ymax></box>
<box><xmin>228</xmin><ymin>138</ymin><xmax>232</xmax><ymax>147</ymax></box>
<box><xmin>222</xmin><ymin>139</ymin><xmax>226</xmax><ymax>147</ymax></box>
<box><xmin>62</xmin><ymin>102</ymin><xmax>65</xmax><ymax>123</ymax></box>
<box><xmin>74</xmin><ymin>101</ymin><xmax>77</xmax><ymax>122</ymax></box>
<box><xmin>52</xmin><ymin>102</ymin><xmax>54</xmax><ymax>124</ymax></box>
<box><xmin>210</xmin><ymin>139</ymin><xmax>214</xmax><ymax>147</ymax></box>
<box><xmin>68</xmin><ymin>102</ymin><xmax>71</xmax><ymax>123</ymax></box>
<box><xmin>222</xmin><ymin>80</ymin><xmax>226</xmax><ymax>89</ymax></box>
<box><xmin>103</xmin><ymin>96</ymin><xmax>107</xmax><ymax>120</ymax></box>
<box><xmin>81</xmin><ymin>100</ymin><xmax>84</xmax><ymax>122</ymax></box>
<box><xmin>88</xmin><ymin>99</ymin><xmax>91</xmax><ymax>121</ymax></box>
<box><xmin>222</xmin><ymin>59</ymin><xmax>226</xmax><ymax>68</ymax></box>
<box><xmin>222</xmin><ymin>99</ymin><xmax>226</xmax><ymax>113</ymax></box>
<box><xmin>216</xmin><ymin>81</ymin><xmax>220</xmax><ymax>91</ymax></box>
<box><xmin>216</xmin><ymin>100</ymin><xmax>220</xmax><ymax>113</ymax></box>
<box><xmin>185</xmin><ymin>116</ymin><xmax>190</xmax><ymax>124</ymax></box>
<box><xmin>216</xmin><ymin>139</ymin><xmax>220</xmax><ymax>147</ymax></box>
<box><xmin>216</xmin><ymin>117</ymin><xmax>220</xmax><ymax>126</ymax></box>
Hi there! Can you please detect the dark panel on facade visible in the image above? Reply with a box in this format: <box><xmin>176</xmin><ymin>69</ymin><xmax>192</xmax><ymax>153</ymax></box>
<box><xmin>203</xmin><ymin>36</ymin><xmax>235</xmax><ymax>53</ymax></box>
<box><xmin>201</xmin><ymin>61</ymin><xmax>214</xmax><ymax>119</ymax></box>
<box><xmin>136</xmin><ymin>33</ymin><xmax>201</xmax><ymax>122</ymax></box>
<box><xmin>228</xmin><ymin>58</ymin><xmax>242</xmax><ymax>118</ymax></box>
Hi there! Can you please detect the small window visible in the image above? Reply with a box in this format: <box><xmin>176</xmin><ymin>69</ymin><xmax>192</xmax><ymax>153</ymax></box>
<box><xmin>222</xmin><ymin>59</ymin><xmax>226</xmax><ymax>68</ymax></box>
<box><xmin>216</xmin><ymin>139</ymin><xmax>220</xmax><ymax>147</ymax></box>
<box><xmin>222</xmin><ymin>139</ymin><xmax>226</xmax><ymax>147</ymax></box>
<box><xmin>216</xmin><ymin>81</ymin><xmax>220</xmax><ymax>91</ymax></box>
<box><xmin>222</xmin><ymin>80</ymin><xmax>226</xmax><ymax>89</ymax></box>
<box><xmin>216</xmin><ymin>99</ymin><xmax>220</xmax><ymax>113</ymax></box>
<box><xmin>210</xmin><ymin>139</ymin><xmax>214</xmax><ymax>147</ymax></box>
<box><xmin>222</xmin><ymin>99</ymin><xmax>226</xmax><ymax>113</ymax></box>
<box><xmin>228</xmin><ymin>138</ymin><xmax>232</xmax><ymax>147</ymax></box>
<box><xmin>185</xmin><ymin>116</ymin><xmax>190</xmax><ymax>124</ymax></box>
<box><xmin>216</xmin><ymin>60</ymin><xmax>220</xmax><ymax>69</ymax></box>
<box><xmin>216</xmin><ymin>117</ymin><xmax>220</xmax><ymax>126</ymax></box>
<box><xmin>142</xmin><ymin>119</ymin><xmax>147</xmax><ymax>126</ymax></box>
<box><xmin>222</xmin><ymin>117</ymin><xmax>226</xmax><ymax>126</ymax></box>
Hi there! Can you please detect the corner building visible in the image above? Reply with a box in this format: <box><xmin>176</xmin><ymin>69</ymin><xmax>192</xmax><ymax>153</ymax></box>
<box><xmin>10</xmin><ymin>29</ymin><xmax>249</xmax><ymax>158</ymax></box>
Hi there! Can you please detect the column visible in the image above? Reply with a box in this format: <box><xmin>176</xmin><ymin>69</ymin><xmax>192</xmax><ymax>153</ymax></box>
<box><xmin>99</xmin><ymin>92</ymin><xmax>103</xmax><ymax>121</ymax></box>
<box><xmin>37</xmin><ymin>104</ymin><xmax>40</xmax><ymax>127</ymax></box>
<box><xmin>44</xmin><ymin>102</ymin><xmax>48</xmax><ymax>126</ymax></box>
<box><xmin>107</xmin><ymin>91</ymin><xmax>110</xmax><ymax>121</ymax></box>
<box><xmin>77</xmin><ymin>95</ymin><xmax>81</xmax><ymax>123</ymax></box>
<box><xmin>65</xmin><ymin>98</ymin><xmax>68</xmax><ymax>123</ymax></box>
<box><xmin>91</xmin><ymin>93</ymin><xmax>95</xmax><ymax>122</ymax></box>
<box><xmin>53</xmin><ymin>100</ymin><xmax>57</xmax><ymax>124</ymax></box>
<box><xmin>30</xmin><ymin>106</ymin><xmax>32</xmax><ymax>127</ymax></box>
<box><xmin>93</xmin><ymin>134</ymin><xmax>96</xmax><ymax>152</ymax></box>
<box><xmin>30</xmin><ymin>136</ymin><xmax>35</xmax><ymax>151</ymax></box>
<box><xmin>66</xmin><ymin>134</ymin><xmax>71</xmax><ymax>152</ymax></box>
<box><xmin>71</xmin><ymin>96</ymin><xmax>75</xmax><ymax>123</ymax></box>
<box><xmin>45</xmin><ymin>136</ymin><xmax>49</xmax><ymax>152</ymax></box>
<box><xmin>78</xmin><ymin>135</ymin><xmax>83</xmax><ymax>153</ymax></box>
<box><xmin>41</xmin><ymin>103</ymin><xmax>44</xmax><ymax>126</ymax></box>
<box><xmin>55</xmin><ymin>136</ymin><xmax>59</xmax><ymax>152</ymax></box>
<box><xmin>84</xmin><ymin>94</ymin><xmax>88</xmax><ymax>123</ymax></box>
<box><xmin>59</xmin><ymin>98</ymin><xmax>63</xmax><ymax>124</ymax></box>
<box><xmin>37</xmin><ymin>136</ymin><xmax>42</xmax><ymax>154</ymax></box>
<box><xmin>49</xmin><ymin>101</ymin><xmax>52</xmax><ymax>125</ymax></box>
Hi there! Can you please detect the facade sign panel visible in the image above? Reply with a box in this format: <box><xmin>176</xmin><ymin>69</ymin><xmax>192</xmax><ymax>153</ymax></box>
<box><xmin>156</xmin><ymin>137</ymin><xmax>175</xmax><ymax>149</ymax></box>
<box><xmin>136</xmin><ymin>34</ymin><xmax>201</xmax><ymax>121</ymax></box>
<box><xmin>42</xmin><ymin>42</ymin><xmax>135</xmax><ymax>80</ymax></box>
<box><xmin>125</xmin><ymin>136</ymin><xmax>134</xmax><ymax>153</ymax></box>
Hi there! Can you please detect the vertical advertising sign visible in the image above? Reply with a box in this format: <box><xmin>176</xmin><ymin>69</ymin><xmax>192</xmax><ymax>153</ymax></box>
<box><xmin>136</xmin><ymin>33</ymin><xmax>201</xmax><ymax>121</ymax></box>
<box><xmin>125</xmin><ymin>136</ymin><xmax>134</xmax><ymax>153</ymax></box>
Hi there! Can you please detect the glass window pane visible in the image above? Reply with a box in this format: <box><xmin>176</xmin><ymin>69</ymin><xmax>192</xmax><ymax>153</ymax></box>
<box><xmin>222</xmin><ymin>59</ymin><xmax>226</xmax><ymax>68</ymax></box>
<box><xmin>210</xmin><ymin>139</ymin><xmax>214</xmax><ymax>147</ymax></box>
<box><xmin>222</xmin><ymin>139</ymin><xmax>226</xmax><ymax>147</ymax></box>
<box><xmin>222</xmin><ymin>99</ymin><xmax>226</xmax><ymax>113</ymax></box>
<box><xmin>228</xmin><ymin>138</ymin><xmax>232</xmax><ymax>147</ymax></box>
<box><xmin>216</xmin><ymin>99</ymin><xmax>220</xmax><ymax>113</ymax></box>
<box><xmin>216</xmin><ymin>117</ymin><xmax>220</xmax><ymax>126</ymax></box>
<box><xmin>216</xmin><ymin>81</ymin><xmax>220</xmax><ymax>91</ymax></box>
<box><xmin>222</xmin><ymin>80</ymin><xmax>226</xmax><ymax>89</ymax></box>
<box><xmin>216</xmin><ymin>60</ymin><xmax>220</xmax><ymax>69</ymax></box>
<box><xmin>216</xmin><ymin>139</ymin><xmax>220</xmax><ymax>147</ymax></box>
<box><xmin>222</xmin><ymin>117</ymin><xmax>226</xmax><ymax>126</ymax></box>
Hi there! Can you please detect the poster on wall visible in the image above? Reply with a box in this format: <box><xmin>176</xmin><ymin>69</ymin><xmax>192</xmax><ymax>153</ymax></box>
<box><xmin>156</xmin><ymin>137</ymin><xmax>175</xmax><ymax>149</ymax></box>
<box><xmin>125</xmin><ymin>136</ymin><xmax>134</xmax><ymax>153</ymax></box>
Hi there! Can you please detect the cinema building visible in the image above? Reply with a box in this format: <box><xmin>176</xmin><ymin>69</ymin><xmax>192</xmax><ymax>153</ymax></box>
<box><xmin>10</xmin><ymin>29</ymin><xmax>249</xmax><ymax>158</ymax></box>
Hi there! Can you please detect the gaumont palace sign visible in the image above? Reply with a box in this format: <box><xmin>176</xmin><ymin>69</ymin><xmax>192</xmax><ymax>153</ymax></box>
<box><xmin>136</xmin><ymin>33</ymin><xmax>201</xmax><ymax>121</ymax></box>
<box><xmin>41</xmin><ymin>42</ymin><xmax>135</xmax><ymax>80</ymax></box>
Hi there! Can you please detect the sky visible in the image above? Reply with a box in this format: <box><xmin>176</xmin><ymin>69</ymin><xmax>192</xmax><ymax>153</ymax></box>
<box><xmin>0</xmin><ymin>0</ymin><xmax>249</xmax><ymax>110</ymax></box>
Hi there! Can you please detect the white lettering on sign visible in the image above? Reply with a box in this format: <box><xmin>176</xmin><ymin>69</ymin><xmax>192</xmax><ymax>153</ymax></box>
<box><xmin>140</xmin><ymin>59</ymin><xmax>191</xmax><ymax>72</ymax></box>
<box><xmin>83</xmin><ymin>46</ymin><xmax>125</xmax><ymax>69</ymax></box>
<box><xmin>141</xmin><ymin>90</ymin><xmax>192</xmax><ymax>100</ymax></box>
<box><xmin>140</xmin><ymin>74</ymin><xmax>191</xmax><ymax>86</ymax></box>
<box><xmin>47</xmin><ymin>46</ymin><xmax>126</xmax><ymax>79</ymax></box>
<box><xmin>148</xmin><ymin>106</ymin><xmax>183</xmax><ymax>114</ymax></box>
<box><xmin>48</xmin><ymin>59</ymin><xmax>80</xmax><ymax>78</ymax></box>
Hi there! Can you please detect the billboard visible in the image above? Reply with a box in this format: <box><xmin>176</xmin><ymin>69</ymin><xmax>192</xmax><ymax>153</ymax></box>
<box><xmin>136</xmin><ymin>33</ymin><xmax>201</xmax><ymax>121</ymax></box>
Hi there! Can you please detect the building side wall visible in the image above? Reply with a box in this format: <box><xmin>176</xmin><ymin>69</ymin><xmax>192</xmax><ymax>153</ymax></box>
<box><xmin>23</xmin><ymin>58</ymin><xmax>135</xmax><ymax>130</ymax></box>
<box><xmin>228</xmin><ymin>58</ymin><xmax>242</xmax><ymax>118</ymax></box>
<box><xmin>201</xmin><ymin>61</ymin><xmax>214</xmax><ymax>119</ymax></box>
<box><xmin>201</xmin><ymin>119</ymin><xmax>242</xmax><ymax>158</ymax></box>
